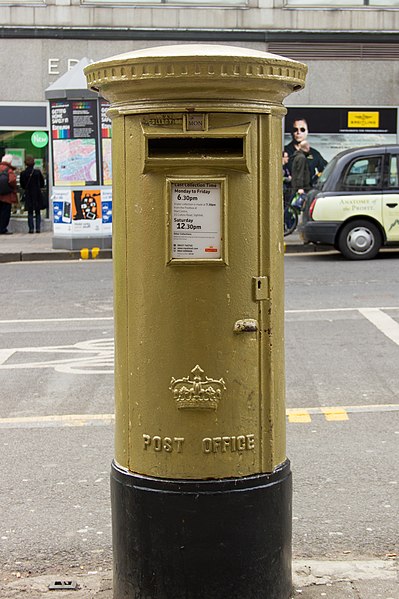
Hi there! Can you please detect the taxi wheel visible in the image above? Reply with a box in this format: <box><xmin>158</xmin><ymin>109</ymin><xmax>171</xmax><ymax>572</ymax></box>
<box><xmin>338</xmin><ymin>220</ymin><xmax>382</xmax><ymax>260</ymax></box>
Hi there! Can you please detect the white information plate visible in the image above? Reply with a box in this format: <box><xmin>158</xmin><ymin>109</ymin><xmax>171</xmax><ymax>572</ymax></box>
<box><xmin>171</xmin><ymin>181</ymin><xmax>222</xmax><ymax>260</ymax></box>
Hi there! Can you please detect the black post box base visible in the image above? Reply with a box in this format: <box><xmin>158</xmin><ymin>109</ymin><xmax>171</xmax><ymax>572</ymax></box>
<box><xmin>111</xmin><ymin>459</ymin><xmax>292</xmax><ymax>599</ymax></box>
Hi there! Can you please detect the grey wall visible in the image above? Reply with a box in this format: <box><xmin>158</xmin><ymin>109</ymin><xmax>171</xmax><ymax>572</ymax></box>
<box><xmin>2</xmin><ymin>0</ymin><xmax>399</xmax><ymax>31</ymax></box>
<box><xmin>1</xmin><ymin>38</ymin><xmax>398</xmax><ymax>107</ymax></box>
<box><xmin>1</xmin><ymin>1</ymin><xmax>398</xmax><ymax>107</ymax></box>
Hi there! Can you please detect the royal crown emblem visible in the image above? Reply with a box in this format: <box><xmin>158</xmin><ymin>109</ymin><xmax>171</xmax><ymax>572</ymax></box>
<box><xmin>169</xmin><ymin>365</ymin><xmax>226</xmax><ymax>411</ymax></box>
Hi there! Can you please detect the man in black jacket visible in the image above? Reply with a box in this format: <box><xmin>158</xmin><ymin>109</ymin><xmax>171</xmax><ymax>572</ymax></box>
<box><xmin>284</xmin><ymin>118</ymin><xmax>327</xmax><ymax>185</ymax></box>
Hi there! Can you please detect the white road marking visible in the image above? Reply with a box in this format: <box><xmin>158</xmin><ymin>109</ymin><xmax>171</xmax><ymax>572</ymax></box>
<box><xmin>0</xmin><ymin>317</ymin><xmax>113</xmax><ymax>324</ymax></box>
<box><xmin>286</xmin><ymin>306</ymin><xmax>399</xmax><ymax>314</ymax></box>
<box><xmin>0</xmin><ymin>308</ymin><xmax>397</xmax><ymax>375</ymax></box>
<box><xmin>358</xmin><ymin>308</ymin><xmax>399</xmax><ymax>346</ymax></box>
<box><xmin>0</xmin><ymin>308</ymin><xmax>397</xmax><ymax>324</ymax></box>
<box><xmin>0</xmin><ymin>338</ymin><xmax>114</xmax><ymax>374</ymax></box>
<box><xmin>1</xmin><ymin>404</ymin><xmax>398</xmax><ymax>429</ymax></box>
<box><xmin>0</xmin><ymin>413</ymin><xmax>115</xmax><ymax>428</ymax></box>
<box><xmin>0</xmin><ymin>349</ymin><xmax>16</xmax><ymax>365</ymax></box>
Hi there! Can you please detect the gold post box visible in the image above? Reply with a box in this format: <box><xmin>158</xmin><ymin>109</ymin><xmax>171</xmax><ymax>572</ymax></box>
<box><xmin>85</xmin><ymin>45</ymin><xmax>307</xmax><ymax>599</ymax></box>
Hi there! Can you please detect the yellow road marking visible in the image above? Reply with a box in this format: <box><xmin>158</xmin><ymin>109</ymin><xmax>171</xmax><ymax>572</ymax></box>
<box><xmin>321</xmin><ymin>407</ymin><xmax>349</xmax><ymax>421</ymax></box>
<box><xmin>286</xmin><ymin>404</ymin><xmax>398</xmax><ymax>423</ymax></box>
<box><xmin>288</xmin><ymin>410</ymin><xmax>312</xmax><ymax>423</ymax></box>
<box><xmin>0</xmin><ymin>404</ymin><xmax>397</xmax><ymax>428</ymax></box>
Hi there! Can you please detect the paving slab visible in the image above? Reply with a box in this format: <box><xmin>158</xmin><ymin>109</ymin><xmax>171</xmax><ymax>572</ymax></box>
<box><xmin>291</xmin><ymin>581</ymin><xmax>356</xmax><ymax>599</ymax></box>
<box><xmin>0</xmin><ymin>560</ymin><xmax>397</xmax><ymax>598</ymax></box>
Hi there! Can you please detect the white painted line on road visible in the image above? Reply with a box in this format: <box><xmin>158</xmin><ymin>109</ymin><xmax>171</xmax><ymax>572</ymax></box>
<box><xmin>0</xmin><ymin>349</ymin><xmax>16</xmax><ymax>365</ymax></box>
<box><xmin>0</xmin><ymin>317</ymin><xmax>113</xmax><ymax>324</ymax></box>
<box><xmin>0</xmin><ymin>338</ymin><xmax>114</xmax><ymax>374</ymax></box>
<box><xmin>1</xmin><ymin>404</ymin><xmax>398</xmax><ymax>429</ymax></box>
<box><xmin>358</xmin><ymin>307</ymin><xmax>399</xmax><ymax>346</ymax></box>
<box><xmin>0</xmin><ymin>308</ymin><xmax>398</xmax><ymax>324</ymax></box>
<box><xmin>286</xmin><ymin>306</ymin><xmax>399</xmax><ymax>314</ymax></box>
<box><xmin>0</xmin><ymin>413</ymin><xmax>115</xmax><ymax>428</ymax></box>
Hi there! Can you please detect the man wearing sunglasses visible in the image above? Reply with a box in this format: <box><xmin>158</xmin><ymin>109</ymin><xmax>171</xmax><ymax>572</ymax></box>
<box><xmin>284</xmin><ymin>117</ymin><xmax>327</xmax><ymax>185</ymax></box>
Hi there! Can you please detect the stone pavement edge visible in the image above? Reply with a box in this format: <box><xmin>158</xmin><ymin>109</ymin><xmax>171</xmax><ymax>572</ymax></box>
<box><xmin>0</xmin><ymin>229</ymin><xmax>329</xmax><ymax>263</ymax></box>
<box><xmin>0</xmin><ymin>559</ymin><xmax>397</xmax><ymax>598</ymax></box>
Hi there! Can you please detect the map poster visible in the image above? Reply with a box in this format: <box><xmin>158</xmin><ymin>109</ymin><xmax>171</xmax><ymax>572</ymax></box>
<box><xmin>100</xmin><ymin>100</ymin><xmax>112</xmax><ymax>186</ymax></box>
<box><xmin>50</xmin><ymin>100</ymin><xmax>99</xmax><ymax>186</ymax></box>
<box><xmin>171</xmin><ymin>181</ymin><xmax>222</xmax><ymax>260</ymax></box>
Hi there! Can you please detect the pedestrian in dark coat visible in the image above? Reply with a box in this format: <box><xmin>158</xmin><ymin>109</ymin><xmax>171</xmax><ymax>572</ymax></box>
<box><xmin>0</xmin><ymin>154</ymin><xmax>18</xmax><ymax>234</ymax></box>
<box><xmin>290</xmin><ymin>141</ymin><xmax>312</xmax><ymax>196</ymax></box>
<box><xmin>20</xmin><ymin>155</ymin><xmax>45</xmax><ymax>233</ymax></box>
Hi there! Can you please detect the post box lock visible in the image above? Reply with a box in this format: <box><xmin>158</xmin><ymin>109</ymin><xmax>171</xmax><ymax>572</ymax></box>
<box><xmin>253</xmin><ymin>276</ymin><xmax>269</xmax><ymax>301</ymax></box>
<box><xmin>233</xmin><ymin>319</ymin><xmax>259</xmax><ymax>334</ymax></box>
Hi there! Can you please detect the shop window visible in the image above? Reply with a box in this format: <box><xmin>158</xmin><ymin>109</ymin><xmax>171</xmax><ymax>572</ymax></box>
<box><xmin>0</xmin><ymin>130</ymin><xmax>48</xmax><ymax>214</ymax></box>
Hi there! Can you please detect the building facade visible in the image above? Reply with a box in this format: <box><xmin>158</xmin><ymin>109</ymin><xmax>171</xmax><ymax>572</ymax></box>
<box><xmin>1</xmin><ymin>1</ymin><xmax>398</xmax><ymax>106</ymax></box>
<box><xmin>1</xmin><ymin>0</ymin><xmax>398</xmax><ymax>240</ymax></box>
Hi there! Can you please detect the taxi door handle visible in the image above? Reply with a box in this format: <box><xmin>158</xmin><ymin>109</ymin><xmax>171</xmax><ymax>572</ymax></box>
<box><xmin>386</xmin><ymin>203</ymin><xmax>398</xmax><ymax>208</ymax></box>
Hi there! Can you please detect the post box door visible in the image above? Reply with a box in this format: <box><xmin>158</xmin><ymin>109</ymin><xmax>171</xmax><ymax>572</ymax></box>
<box><xmin>113</xmin><ymin>111</ymin><xmax>285</xmax><ymax>480</ymax></box>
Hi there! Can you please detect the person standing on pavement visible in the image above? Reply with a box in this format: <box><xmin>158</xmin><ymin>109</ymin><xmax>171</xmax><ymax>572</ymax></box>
<box><xmin>20</xmin><ymin>155</ymin><xmax>45</xmax><ymax>234</ymax></box>
<box><xmin>0</xmin><ymin>154</ymin><xmax>18</xmax><ymax>235</ymax></box>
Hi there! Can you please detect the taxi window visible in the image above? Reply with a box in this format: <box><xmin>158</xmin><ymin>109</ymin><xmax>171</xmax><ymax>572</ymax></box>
<box><xmin>388</xmin><ymin>155</ymin><xmax>399</xmax><ymax>188</ymax></box>
<box><xmin>315</xmin><ymin>157</ymin><xmax>337</xmax><ymax>190</ymax></box>
<box><xmin>340</xmin><ymin>155</ymin><xmax>383</xmax><ymax>192</ymax></box>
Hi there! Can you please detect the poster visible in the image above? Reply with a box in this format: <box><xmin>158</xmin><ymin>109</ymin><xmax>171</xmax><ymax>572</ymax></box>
<box><xmin>101</xmin><ymin>187</ymin><xmax>113</xmax><ymax>234</ymax></box>
<box><xmin>52</xmin><ymin>187</ymin><xmax>112</xmax><ymax>236</ymax></box>
<box><xmin>52</xmin><ymin>188</ymin><xmax>73</xmax><ymax>234</ymax></box>
<box><xmin>50</xmin><ymin>100</ymin><xmax>99</xmax><ymax>186</ymax></box>
<box><xmin>284</xmin><ymin>107</ymin><xmax>397</xmax><ymax>164</ymax></box>
<box><xmin>6</xmin><ymin>148</ymin><xmax>25</xmax><ymax>168</ymax></box>
<box><xmin>72</xmin><ymin>189</ymin><xmax>102</xmax><ymax>222</ymax></box>
<box><xmin>100</xmin><ymin>100</ymin><xmax>112</xmax><ymax>186</ymax></box>
<box><xmin>171</xmin><ymin>181</ymin><xmax>221</xmax><ymax>260</ymax></box>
